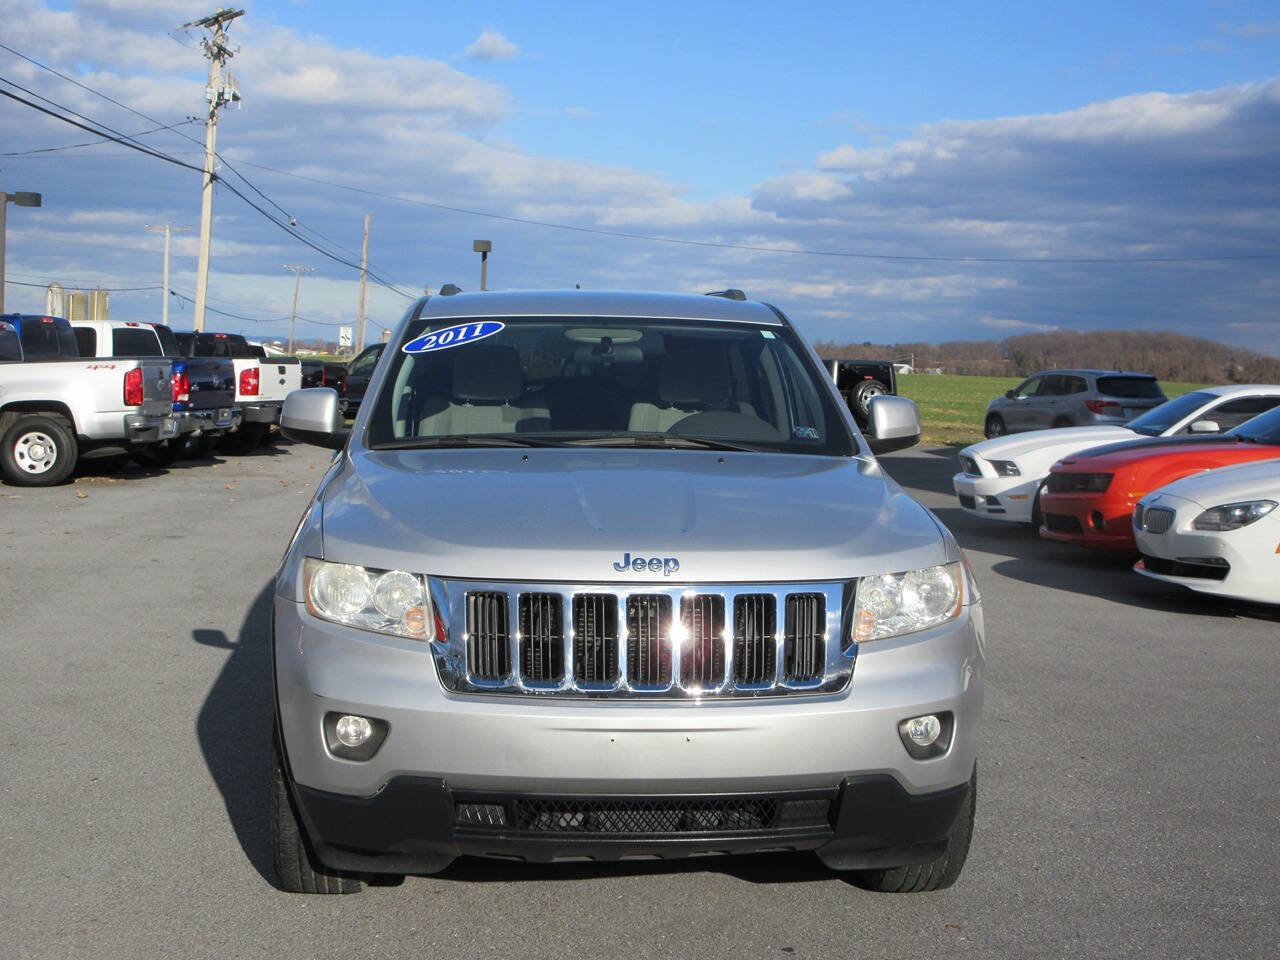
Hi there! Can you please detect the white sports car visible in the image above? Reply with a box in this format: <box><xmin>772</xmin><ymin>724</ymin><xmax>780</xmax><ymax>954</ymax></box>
<box><xmin>952</xmin><ymin>385</ymin><xmax>1280</xmax><ymax>526</ymax></box>
<box><xmin>1133</xmin><ymin>458</ymin><xmax>1280</xmax><ymax>605</ymax></box>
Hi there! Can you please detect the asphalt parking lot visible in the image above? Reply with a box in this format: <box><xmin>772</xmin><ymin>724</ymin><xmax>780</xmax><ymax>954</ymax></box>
<box><xmin>2</xmin><ymin>442</ymin><xmax>1277</xmax><ymax>960</ymax></box>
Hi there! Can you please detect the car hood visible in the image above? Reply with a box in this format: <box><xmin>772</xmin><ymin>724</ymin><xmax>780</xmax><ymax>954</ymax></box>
<box><xmin>963</xmin><ymin>426</ymin><xmax>1135</xmax><ymax>467</ymax></box>
<box><xmin>320</xmin><ymin>448</ymin><xmax>950</xmax><ymax>582</ymax></box>
<box><xmin>1142</xmin><ymin>459</ymin><xmax>1280</xmax><ymax>509</ymax></box>
<box><xmin>1054</xmin><ymin>439</ymin><xmax>1279</xmax><ymax>473</ymax></box>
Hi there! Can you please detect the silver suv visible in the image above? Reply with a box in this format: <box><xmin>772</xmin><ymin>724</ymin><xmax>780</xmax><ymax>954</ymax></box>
<box><xmin>270</xmin><ymin>290</ymin><xmax>984</xmax><ymax>894</ymax></box>
<box><xmin>984</xmin><ymin>368</ymin><xmax>1166</xmax><ymax>438</ymax></box>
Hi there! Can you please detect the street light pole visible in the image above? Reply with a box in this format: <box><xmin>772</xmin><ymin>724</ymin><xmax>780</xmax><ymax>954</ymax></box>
<box><xmin>145</xmin><ymin>223</ymin><xmax>190</xmax><ymax>327</ymax></box>
<box><xmin>473</xmin><ymin>239</ymin><xmax>492</xmax><ymax>291</ymax></box>
<box><xmin>0</xmin><ymin>191</ymin><xmax>42</xmax><ymax>315</ymax></box>
<box><xmin>284</xmin><ymin>264</ymin><xmax>314</xmax><ymax>355</ymax></box>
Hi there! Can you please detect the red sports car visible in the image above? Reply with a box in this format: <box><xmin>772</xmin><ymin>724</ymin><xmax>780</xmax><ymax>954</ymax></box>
<box><xmin>1038</xmin><ymin>415</ymin><xmax>1280</xmax><ymax>551</ymax></box>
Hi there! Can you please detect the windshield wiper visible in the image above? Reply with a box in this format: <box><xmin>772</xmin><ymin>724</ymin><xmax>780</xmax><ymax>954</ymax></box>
<box><xmin>563</xmin><ymin>433</ymin><xmax>762</xmax><ymax>452</ymax></box>
<box><xmin>371</xmin><ymin>435</ymin><xmax>560</xmax><ymax>450</ymax></box>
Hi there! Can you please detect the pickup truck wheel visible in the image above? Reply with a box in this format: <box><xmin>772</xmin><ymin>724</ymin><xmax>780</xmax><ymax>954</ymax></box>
<box><xmin>270</xmin><ymin>737</ymin><xmax>364</xmax><ymax>895</ymax></box>
<box><xmin>984</xmin><ymin>414</ymin><xmax>1006</xmax><ymax>438</ymax></box>
<box><xmin>2</xmin><ymin>415</ymin><xmax>77</xmax><ymax>486</ymax></box>
<box><xmin>852</xmin><ymin>380</ymin><xmax>889</xmax><ymax>423</ymax></box>
<box><xmin>847</xmin><ymin>766</ymin><xmax>976</xmax><ymax>893</ymax></box>
<box><xmin>130</xmin><ymin>440</ymin><xmax>179</xmax><ymax>469</ymax></box>
<box><xmin>223</xmin><ymin>424</ymin><xmax>264</xmax><ymax>454</ymax></box>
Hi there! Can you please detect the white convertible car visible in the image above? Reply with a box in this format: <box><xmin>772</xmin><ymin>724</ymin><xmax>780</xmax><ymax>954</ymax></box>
<box><xmin>952</xmin><ymin>385</ymin><xmax>1280</xmax><ymax>526</ymax></box>
<box><xmin>1133</xmin><ymin>458</ymin><xmax>1280</xmax><ymax>605</ymax></box>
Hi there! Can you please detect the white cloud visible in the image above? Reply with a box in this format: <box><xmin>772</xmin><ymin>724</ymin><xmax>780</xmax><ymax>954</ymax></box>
<box><xmin>464</xmin><ymin>29</ymin><xmax>519</xmax><ymax>62</ymax></box>
<box><xmin>980</xmin><ymin>316</ymin><xmax>1059</xmax><ymax>332</ymax></box>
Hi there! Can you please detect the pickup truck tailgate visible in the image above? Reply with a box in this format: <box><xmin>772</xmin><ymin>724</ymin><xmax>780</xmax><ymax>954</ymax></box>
<box><xmin>178</xmin><ymin>356</ymin><xmax>236</xmax><ymax>412</ymax></box>
<box><xmin>137</xmin><ymin>358</ymin><xmax>174</xmax><ymax>418</ymax></box>
<box><xmin>256</xmin><ymin>357</ymin><xmax>301</xmax><ymax>402</ymax></box>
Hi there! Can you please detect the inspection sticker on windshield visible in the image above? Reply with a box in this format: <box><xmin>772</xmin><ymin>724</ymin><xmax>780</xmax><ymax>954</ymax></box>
<box><xmin>402</xmin><ymin>320</ymin><xmax>505</xmax><ymax>354</ymax></box>
<box><xmin>793</xmin><ymin>426</ymin><xmax>819</xmax><ymax>440</ymax></box>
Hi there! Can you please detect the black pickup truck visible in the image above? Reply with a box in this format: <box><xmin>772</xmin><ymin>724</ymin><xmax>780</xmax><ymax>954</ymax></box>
<box><xmin>821</xmin><ymin>357</ymin><xmax>900</xmax><ymax>427</ymax></box>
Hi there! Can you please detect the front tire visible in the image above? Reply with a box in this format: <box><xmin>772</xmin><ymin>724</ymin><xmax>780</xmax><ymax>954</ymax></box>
<box><xmin>270</xmin><ymin>736</ymin><xmax>364</xmax><ymax>895</ymax></box>
<box><xmin>984</xmin><ymin>414</ymin><xmax>1006</xmax><ymax>438</ymax></box>
<box><xmin>848</xmin><ymin>766</ymin><xmax>976</xmax><ymax>893</ymax></box>
<box><xmin>1</xmin><ymin>414</ymin><xmax>78</xmax><ymax>486</ymax></box>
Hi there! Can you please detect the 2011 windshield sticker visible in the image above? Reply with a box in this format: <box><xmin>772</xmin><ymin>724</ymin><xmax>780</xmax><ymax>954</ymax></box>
<box><xmin>402</xmin><ymin>320</ymin><xmax>505</xmax><ymax>354</ymax></box>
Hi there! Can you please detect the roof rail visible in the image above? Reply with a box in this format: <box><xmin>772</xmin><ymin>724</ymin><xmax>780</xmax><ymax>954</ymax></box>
<box><xmin>704</xmin><ymin>289</ymin><xmax>746</xmax><ymax>301</ymax></box>
<box><xmin>439</xmin><ymin>283</ymin><xmax>463</xmax><ymax>296</ymax></box>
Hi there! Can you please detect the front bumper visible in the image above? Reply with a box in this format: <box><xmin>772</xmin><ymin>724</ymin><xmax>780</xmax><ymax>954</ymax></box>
<box><xmin>951</xmin><ymin>472</ymin><xmax>1038</xmax><ymax>523</ymax></box>
<box><xmin>124</xmin><ymin>413</ymin><xmax>178</xmax><ymax>445</ymax></box>
<box><xmin>173</xmin><ymin>407</ymin><xmax>242</xmax><ymax>436</ymax></box>
<box><xmin>1134</xmin><ymin>521</ymin><xmax>1279</xmax><ymax>604</ymax></box>
<box><xmin>242</xmin><ymin>401</ymin><xmax>282</xmax><ymax>425</ymax></box>
<box><xmin>1039</xmin><ymin>492</ymin><xmax>1137</xmax><ymax>551</ymax></box>
<box><xmin>290</xmin><ymin>769</ymin><xmax>972</xmax><ymax>875</ymax></box>
<box><xmin>273</xmin><ymin>594</ymin><xmax>984</xmax><ymax>870</ymax></box>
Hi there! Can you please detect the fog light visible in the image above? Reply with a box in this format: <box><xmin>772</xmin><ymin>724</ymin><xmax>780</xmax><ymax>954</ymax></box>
<box><xmin>898</xmin><ymin>711</ymin><xmax>954</xmax><ymax>759</ymax></box>
<box><xmin>904</xmin><ymin>714</ymin><xmax>941</xmax><ymax>747</ymax></box>
<box><xmin>335</xmin><ymin>714</ymin><xmax>373</xmax><ymax>747</ymax></box>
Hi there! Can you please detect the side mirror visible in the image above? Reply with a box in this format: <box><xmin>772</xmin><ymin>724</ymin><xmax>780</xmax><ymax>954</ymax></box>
<box><xmin>1189</xmin><ymin>419</ymin><xmax>1220</xmax><ymax>434</ymax></box>
<box><xmin>280</xmin><ymin>387</ymin><xmax>350</xmax><ymax>450</ymax></box>
<box><xmin>866</xmin><ymin>395</ymin><xmax>921</xmax><ymax>454</ymax></box>
<box><xmin>1004</xmin><ymin>390</ymin><xmax>1018</xmax><ymax>400</ymax></box>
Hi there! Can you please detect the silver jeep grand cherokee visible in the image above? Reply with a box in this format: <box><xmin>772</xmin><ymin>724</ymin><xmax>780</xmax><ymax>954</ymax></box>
<box><xmin>271</xmin><ymin>290</ymin><xmax>985</xmax><ymax>894</ymax></box>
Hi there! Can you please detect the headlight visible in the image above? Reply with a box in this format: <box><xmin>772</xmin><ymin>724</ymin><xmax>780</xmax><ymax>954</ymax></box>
<box><xmin>1191</xmin><ymin>500</ymin><xmax>1277</xmax><ymax>531</ymax></box>
<box><xmin>304</xmin><ymin>558</ymin><xmax>434</xmax><ymax>640</ymax></box>
<box><xmin>853</xmin><ymin>561</ymin><xmax>963</xmax><ymax>643</ymax></box>
<box><xmin>990</xmin><ymin>459</ymin><xmax>1020</xmax><ymax>477</ymax></box>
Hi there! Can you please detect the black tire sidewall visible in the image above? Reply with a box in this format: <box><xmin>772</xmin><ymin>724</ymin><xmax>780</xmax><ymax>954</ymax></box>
<box><xmin>1</xmin><ymin>415</ymin><xmax>77</xmax><ymax>486</ymax></box>
<box><xmin>985</xmin><ymin>415</ymin><xmax>1005</xmax><ymax>438</ymax></box>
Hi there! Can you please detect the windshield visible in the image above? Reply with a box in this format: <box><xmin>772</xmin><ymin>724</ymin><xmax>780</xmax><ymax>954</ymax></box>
<box><xmin>365</xmin><ymin>315</ymin><xmax>855</xmax><ymax>456</ymax></box>
<box><xmin>1127</xmin><ymin>391</ymin><xmax>1214</xmax><ymax>436</ymax></box>
<box><xmin>1226</xmin><ymin>406</ymin><xmax>1280</xmax><ymax>445</ymax></box>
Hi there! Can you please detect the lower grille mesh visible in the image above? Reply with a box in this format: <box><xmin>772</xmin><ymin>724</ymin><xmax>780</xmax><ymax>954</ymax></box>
<box><xmin>486</xmin><ymin>797</ymin><xmax>832</xmax><ymax>835</ymax></box>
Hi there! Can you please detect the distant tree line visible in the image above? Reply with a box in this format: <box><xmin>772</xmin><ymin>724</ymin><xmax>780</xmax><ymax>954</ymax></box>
<box><xmin>814</xmin><ymin>330</ymin><xmax>1280</xmax><ymax>383</ymax></box>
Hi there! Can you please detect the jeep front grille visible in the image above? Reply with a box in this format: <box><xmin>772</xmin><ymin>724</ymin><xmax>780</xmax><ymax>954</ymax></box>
<box><xmin>444</xmin><ymin>579</ymin><xmax>854</xmax><ymax>699</ymax></box>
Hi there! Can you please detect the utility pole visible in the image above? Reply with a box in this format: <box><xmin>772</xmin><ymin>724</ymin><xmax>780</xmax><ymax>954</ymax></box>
<box><xmin>145</xmin><ymin>223</ymin><xmax>190</xmax><ymax>327</ymax></box>
<box><xmin>284</xmin><ymin>264</ymin><xmax>314</xmax><ymax>355</ymax></box>
<box><xmin>355</xmin><ymin>213</ymin><xmax>370</xmax><ymax>352</ymax></box>
<box><xmin>186</xmin><ymin>8</ymin><xmax>244</xmax><ymax>332</ymax></box>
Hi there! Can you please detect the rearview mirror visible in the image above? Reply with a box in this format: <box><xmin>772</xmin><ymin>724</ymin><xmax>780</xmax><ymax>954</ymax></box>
<box><xmin>1005</xmin><ymin>390</ymin><xmax>1017</xmax><ymax>400</ymax></box>
<box><xmin>1189</xmin><ymin>419</ymin><xmax>1220</xmax><ymax>434</ymax></box>
<box><xmin>280</xmin><ymin>387</ymin><xmax>350</xmax><ymax>450</ymax></box>
<box><xmin>865</xmin><ymin>395</ymin><xmax>921</xmax><ymax>454</ymax></box>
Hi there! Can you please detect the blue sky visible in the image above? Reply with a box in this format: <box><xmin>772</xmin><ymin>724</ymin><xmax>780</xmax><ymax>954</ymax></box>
<box><xmin>2</xmin><ymin>1</ymin><xmax>1279</xmax><ymax>351</ymax></box>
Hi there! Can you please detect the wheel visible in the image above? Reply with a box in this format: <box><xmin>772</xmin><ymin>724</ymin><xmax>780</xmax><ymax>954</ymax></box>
<box><xmin>1</xmin><ymin>414</ymin><xmax>78</xmax><ymax>486</ymax></box>
<box><xmin>130</xmin><ymin>440</ymin><xmax>180</xmax><ymax>469</ymax></box>
<box><xmin>984</xmin><ymin>414</ymin><xmax>1006</xmax><ymax>438</ymax></box>
<box><xmin>1029</xmin><ymin>483</ymin><xmax>1046</xmax><ymax>532</ymax></box>
<box><xmin>270</xmin><ymin>735</ymin><xmax>364</xmax><ymax>895</ymax></box>
<box><xmin>851</xmin><ymin>380</ymin><xmax>890</xmax><ymax>424</ymax></box>
<box><xmin>222</xmin><ymin>424</ymin><xmax>264</xmax><ymax>454</ymax></box>
<box><xmin>848</xmin><ymin>766</ymin><xmax>976</xmax><ymax>893</ymax></box>
<box><xmin>1051</xmin><ymin>416</ymin><xmax>1073</xmax><ymax>429</ymax></box>
<box><xmin>174</xmin><ymin>433</ymin><xmax>218</xmax><ymax>459</ymax></box>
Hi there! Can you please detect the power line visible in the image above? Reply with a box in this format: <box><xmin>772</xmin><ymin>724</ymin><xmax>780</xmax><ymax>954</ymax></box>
<box><xmin>0</xmin><ymin>118</ymin><xmax>199</xmax><ymax>156</ymax></box>
<box><xmin>0</xmin><ymin>78</ymin><xmax>414</xmax><ymax>299</ymax></box>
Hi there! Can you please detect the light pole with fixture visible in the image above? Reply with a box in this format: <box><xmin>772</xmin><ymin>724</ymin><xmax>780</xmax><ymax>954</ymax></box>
<box><xmin>0</xmin><ymin>191</ymin><xmax>43</xmax><ymax>314</ymax></box>
<box><xmin>473</xmin><ymin>239</ymin><xmax>492</xmax><ymax>291</ymax></box>
<box><xmin>145</xmin><ymin>223</ymin><xmax>191</xmax><ymax>328</ymax></box>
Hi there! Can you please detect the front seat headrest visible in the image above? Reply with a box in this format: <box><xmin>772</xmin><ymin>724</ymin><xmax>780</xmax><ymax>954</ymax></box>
<box><xmin>452</xmin><ymin>345</ymin><xmax>523</xmax><ymax>403</ymax></box>
<box><xmin>659</xmin><ymin>345</ymin><xmax>731</xmax><ymax>406</ymax></box>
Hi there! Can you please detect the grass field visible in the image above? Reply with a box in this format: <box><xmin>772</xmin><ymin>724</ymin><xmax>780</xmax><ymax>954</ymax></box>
<box><xmin>897</xmin><ymin>375</ymin><xmax>1210</xmax><ymax>446</ymax></box>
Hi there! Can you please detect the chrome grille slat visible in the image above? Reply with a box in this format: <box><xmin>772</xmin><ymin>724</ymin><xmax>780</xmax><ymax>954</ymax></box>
<box><xmin>519</xmin><ymin>593</ymin><xmax>564</xmax><ymax>684</ymax></box>
<box><xmin>443</xmin><ymin>580</ymin><xmax>854</xmax><ymax>699</ymax></box>
<box><xmin>1142</xmin><ymin>507</ymin><xmax>1175</xmax><ymax>534</ymax></box>
<box><xmin>733</xmin><ymin>594</ymin><xmax>776</xmax><ymax>686</ymax></box>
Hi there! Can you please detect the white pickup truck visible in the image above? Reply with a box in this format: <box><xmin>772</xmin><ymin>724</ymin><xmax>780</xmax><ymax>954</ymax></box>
<box><xmin>174</xmin><ymin>332</ymin><xmax>301</xmax><ymax>451</ymax></box>
<box><xmin>0</xmin><ymin>314</ymin><xmax>175</xmax><ymax>485</ymax></box>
